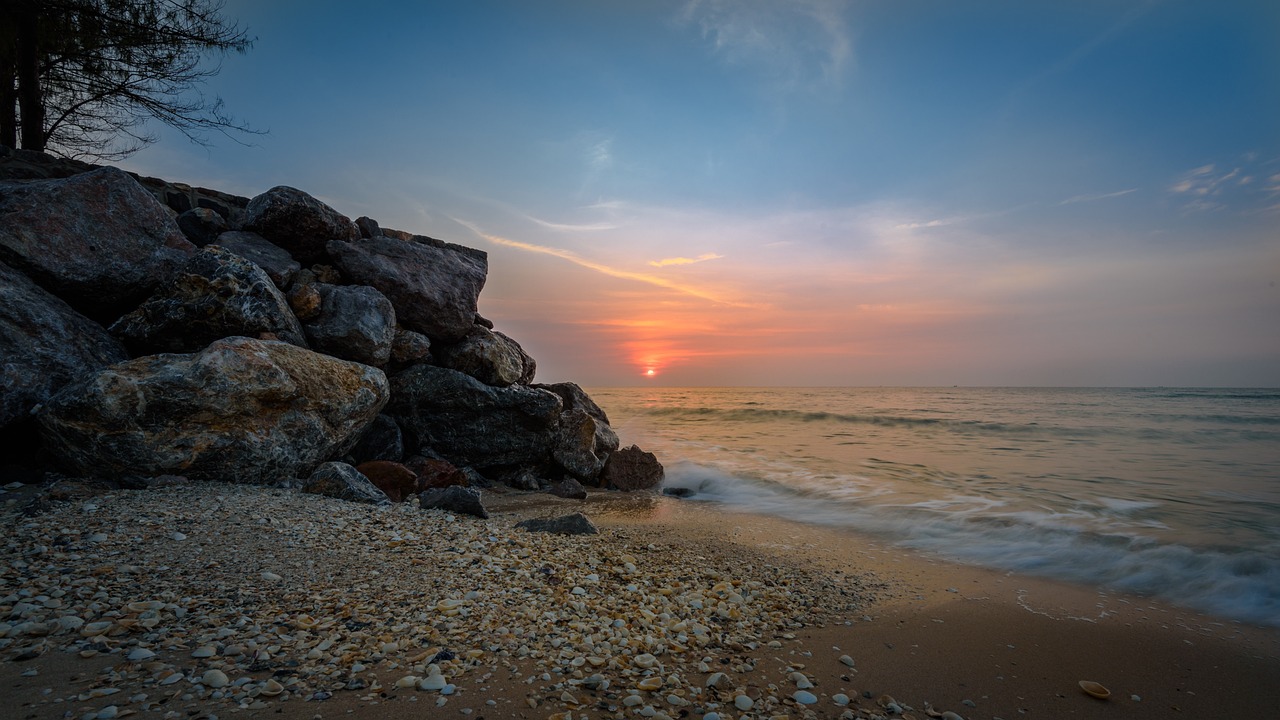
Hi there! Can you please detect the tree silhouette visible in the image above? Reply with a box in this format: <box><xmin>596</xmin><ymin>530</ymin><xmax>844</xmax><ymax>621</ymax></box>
<box><xmin>1</xmin><ymin>0</ymin><xmax>260</xmax><ymax>160</ymax></box>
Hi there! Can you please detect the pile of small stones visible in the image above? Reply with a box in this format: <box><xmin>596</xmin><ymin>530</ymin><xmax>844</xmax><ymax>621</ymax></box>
<box><xmin>1</xmin><ymin>483</ymin><xmax>920</xmax><ymax>720</ymax></box>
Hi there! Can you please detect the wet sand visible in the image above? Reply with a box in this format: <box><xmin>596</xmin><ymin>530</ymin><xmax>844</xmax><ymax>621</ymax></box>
<box><xmin>3</xmin><ymin>485</ymin><xmax>1278</xmax><ymax>720</ymax></box>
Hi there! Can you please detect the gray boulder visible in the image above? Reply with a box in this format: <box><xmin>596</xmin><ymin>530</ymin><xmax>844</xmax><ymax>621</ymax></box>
<box><xmin>242</xmin><ymin>185</ymin><xmax>359</xmax><ymax>263</ymax></box>
<box><xmin>549</xmin><ymin>477</ymin><xmax>588</xmax><ymax>500</ymax></box>
<box><xmin>436</xmin><ymin>326</ymin><xmax>535</xmax><ymax>387</ymax></box>
<box><xmin>516</xmin><ymin>512</ymin><xmax>598</xmax><ymax>535</ymax></box>
<box><xmin>302</xmin><ymin>283</ymin><xmax>396</xmax><ymax>367</ymax></box>
<box><xmin>302</xmin><ymin>461</ymin><xmax>391</xmax><ymax>505</ymax></box>
<box><xmin>212</xmin><ymin>231</ymin><xmax>301</xmax><ymax>289</ymax></box>
<box><xmin>537</xmin><ymin>381</ymin><xmax>620</xmax><ymax>460</ymax></box>
<box><xmin>0</xmin><ymin>261</ymin><xmax>128</xmax><ymax>428</ymax></box>
<box><xmin>36</xmin><ymin>337</ymin><xmax>389</xmax><ymax>483</ymax></box>
<box><xmin>348</xmin><ymin>414</ymin><xmax>404</xmax><ymax>465</ymax></box>
<box><xmin>176</xmin><ymin>207</ymin><xmax>229</xmax><ymax>246</ymax></box>
<box><xmin>390</xmin><ymin>328</ymin><xmax>432</xmax><ymax>369</ymax></box>
<box><xmin>599</xmin><ymin>445</ymin><xmax>665</xmax><ymax>492</ymax></box>
<box><xmin>327</xmin><ymin>235</ymin><xmax>486</xmax><ymax>342</ymax></box>
<box><xmin>109</xmin><ymin>246</ymin><xmax>307</xmax><ymax>355</ymax></box>
<box><xmin>552</xmin><ymin>408</ymin><xmax>608</xmax><ymax>480</ymax></box>
<box><xmin>0</xmin><ymin>167</ymin><xmax>195</xmax><ymax>320</ymax></box>
<box><xmin>387</xmin><ymin>364</ymin><xmax>561</xmax><ymax>471</ymax></box>
<box><xmin>419</xmin><ymin>486</ymin><xmax>488</xmax><ymax>519</ymax></box>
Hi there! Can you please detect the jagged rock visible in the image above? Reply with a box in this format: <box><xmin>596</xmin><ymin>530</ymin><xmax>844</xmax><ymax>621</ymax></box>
<box><xmin>419</xmin><ymin>486</ymin><xmax>488</xmax><ymax>519</ymax></box>
<box><xmin>516</xmin><ymin>512</ymin><xmax>598</xmax><ymax>535</ymax></box>
<box><xmin>387</xmin><ymin>364</ymin><xmax>561</xmax><ymax>471</ymax></box>
<box><xmin>108</xmin><ymin>246</ymin><xmax>307</xmax><ymax>355</ymax></box>
<box><xmin>600</xmin><ymin>445</ymin><xmax>665</xmax><ymax>492</ymax></box>
<box><xmin>176</xmin><ymin>207</ymin><xmax>229</xmax><ymax>246</ymax></box>
<box><xmin>355</xmin><ymin>216</ymin><xmax>381</xmax><ymax>238</ymax></box>
<box><xmin>302</xmin><ymin>461</ymin><xmax>390</xmax><ymax>505</ymax></box>
<box><xmin>436</xmin><ymin>326</ymin><xmax>535</xmax><ymax>387</ymax></box>
<box><xmin>349</xmin><ymin>414</ymin><xmax>403</xmax><ymax>465</ymax></box>
<box><xmin>1</xmin><ymin>260</ymin><xmax>128</xmax><ymax>429</ymax></box>
<box><xmin>390</xmin><ymin>328</ymin><xmax>432</xmax><ymax>369</ymax></box>
<box><xmin>503</xmin><ymin>469</ymin><xmax>546</xmax><ymax>491</ymax></box>
<box><xmin>405</xmin><ymin>456</ymin><xmax>469</xmax><ymax>489</ymax></box>
<box><xmin>0</xmin><ymin>167</ymin><xmax>195</xmax><ymax>320</ymax></box>
<box><xmin>662</xmin><ymin>487</ymin><xmax>695</xmax><ymax>498</ymax></box>
<box><xmin>553</xmin><ymin>408</ymin><xmax>608</xmax><ymax>480</ymax></box>
<box><xmin>36</xmin><ymin>337</ymin><xmax>389</xmax><ymax>483</ymax></box>
<box><xmin>537</xmin><ymin>382</ymin><xmax>619</xmax><ymax>452</ymax></box>
<box><xmin>301</xmin><ymin>283</ymin><xmax>396</xmax><ymax>367</ymax></box>
<box><xmin>243</xmin><ymin>186</ymin><xmax>359</xmax><ymax>263</ymax></box>
<box><xmin>212</xmin><ymin>231</ymin><xmax>301</xmax><ymax>289</ymax></box>
<box><xmin>327</xmin><ymin>235</ymin><xmax>486</xmax><ymax>343</ymax></box>
<box><xmin>549</xmin><ymin>477</ymin><xmax>588</xmax><ymax>500</ymax></box>
<box><xmin>354</xmin><ymin>460</ymin><xmax>417</xmax><ymax>502</ymax></box>
<box><xmin>287</xmin><ymin>282</ymin><xmax>322</xmax><ymax>321</ymax></box>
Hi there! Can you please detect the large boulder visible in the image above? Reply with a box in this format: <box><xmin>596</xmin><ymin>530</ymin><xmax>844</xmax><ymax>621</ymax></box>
<box><xmin>436</xmin><ymin>326</ymin><xmax>535</xmax><ymax>387</ymax></box>
<box><xmin>327</xmin><ymin>235</ymin><xmax>486</xmax><ymax>343</ymax></box>
<box><xmin>302</xmin><ymin>461</ymin><xmax>390</xmax><ymax>506</ymax></box>
<box><xmin>242</xmin><ymin>186</ymin><xmax>359</xmax><ymax>264</ymax></box>
<box><xmin>108</xmin><ymin>246</ymin><xmax>307</xmax><ymax>355</ymax></box>
<box><xmin>301</xmin><ymin>283</ymin><xmax>396</xmax><ymax>367</ymax></box>
<box><xmin>537</xmin><ymin>381</ymin><xmax>621</xmax><ymax>458</ymax></box>
<box><xmin>419</xmin><ymin>486</ymin><xmax>488</xmax><ymax>519</ymax></box>
<box><xmin>387</xmin><ymin>364</ymin><xmax>561</xmax><ymax>471</ymax></box>
<box><xmin>0</xmin><ymin>261</ymin><xmax>128</xmax><ymax>429</ymax></box>
<box><xmin>553</xmin><ymin>408</ymin><xmax>608</xmax><ymax>480</ymax></box>
<box><xmin>176</xmin><ymin>207</ymin><xmax>229</xmax><ymax>246</ymax></box>
<box><xmin>599</xmin><ymin>445</ymin><xmax>665</xmax><ymax>492</ymax></box>
<box><xmin>516</xmin><ymin>512</ymin><xmax>598</xmax><ymax>535</ymax></box>
<box><xmin>348</xmin><ymin>413</ymin><xmax>404</xmax><ymax>465</ymax></box>
<box><xmin>0</xmin><ymin>167</ymin><xmax>195</xmax><ymax>320</ymax></box>
<box><xmin>36</xmin><ymin>337</ymin><xmax>389</xmax><ymax>483</ymax></box>
<box><xmin>355</xmin><ymin>460</ymin><xmax>418</xmax><ymax>502</ymax></box>
<box><xmin>211</xmin><ymin>231</ymin><xmax>301</xmax><ymax>289</ymax></box>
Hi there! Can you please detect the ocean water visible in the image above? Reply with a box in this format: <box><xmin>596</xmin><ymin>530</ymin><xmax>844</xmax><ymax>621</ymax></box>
<box><xmin>588</xmin><ymin>387</ymin><xmax>1280</xmax><ymax>626</ymax></box>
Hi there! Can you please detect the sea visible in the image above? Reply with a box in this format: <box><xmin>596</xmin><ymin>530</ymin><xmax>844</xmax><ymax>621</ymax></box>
<box><xmin>588</xmin><ymin>387</ymin><xmax>1280</xmax><ymax>627</ymax></box>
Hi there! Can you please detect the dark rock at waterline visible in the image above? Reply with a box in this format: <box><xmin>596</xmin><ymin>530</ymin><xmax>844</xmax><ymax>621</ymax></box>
<box><xmin>419</xmin><ymin>485</ymin><xmax>488</xmax><ymax>519</ymax></box>
<box><xmin>302</xmin><ymin>461</ymin><xmax>391</xmax><ymax>505</ymax></box>
<box><xmin>516</xmin><ymin>512</ymin><xmax>598</xmax><ymax>535</ymax></box>
<box><xmin>0</xmin><ymin>167</ymin><xmax>195</xmax><ymax>320</ymax></box>
<box><xmin>36</xmin><ymin>337</ymin><xmax>389</xmax><ymax>483</ymax></box>
<box><xmin>109</xmin><ymin>246</ymin><xmax>307</xmax><ymax>355</ymax></box>
<box><xmin>600</xmin><ymin>444</ymin><xmax>665</xmax><ymax>492</ymax></box>
<box><xmin>0</xmin><ymin>260</ymin><xmax>128</xmax><ymax>429</ymax></box>
<box><xmin>662</xmin><ymin>487</ymin><xmax>695</xmax><ymax>498</ymax></box>
<box><xmin>549</xmin><ymin>477</ymin><xmax>588</xmax><ymax>500</ymax></box>
<box><xmin>242</xmin><ymin>185</ymin><xmax>359</xmax><ymax>264</ymax></box>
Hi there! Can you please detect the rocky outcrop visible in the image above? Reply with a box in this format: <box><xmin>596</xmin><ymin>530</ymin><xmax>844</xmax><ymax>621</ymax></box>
<box><xmin>303</xmin><ymin>461</ymin><xmax>390</xmax><ymax>505</ymax></box>
<box><xmin>599</xmin><ymin>445</ymin><xmax>665</xmax><ymax>491</ymax></box>
<box><xmin>36</xmin><ymin>337</ymin><xmax>389</xmax><ymax>483</ymax></box>
<box><xmin>0</xmin><ymin>167</ymin><xmax>195</xmax><ymax>320</ymax></box>
<box><xmin>211</xmin><ymin>232</ymin><xmax>300</xmax><ymax>289</ymax></box>
<box><xmin>0</xmin><ymin>261</ymin><xmax>129</xmax><ymax>428</ymax></box>
<box><xmin>301</xmin><ymin>283</ymin><xmax>396</xmax><ymax>367</ymax></box>
<box><xmin>437</xmin><ymin>326</ymin><xmax>536</xmax><ymax>387</ymax></box>
<box><xmin>109</xmin><ymin>246</ymin><xmax>307</xmax><ymax>355</ymax></box>
<box><xmin>388</xmin><ymin>364</ymin><xmax>561</xmax><ymax>471</ymax></box>
<box><xmin>242</xmin><ymin>185</ymin><xmax>359</xmax><ymax>264</ymax></box>
<box><xmin>537</xmin><ymin>382</ymin><xmax>620</xmax><ymax>458</ymax></box>
<box><xmin>327</xmin><ymin>235</ymin><xmax>486</xmax><ymax>343</ymax></box>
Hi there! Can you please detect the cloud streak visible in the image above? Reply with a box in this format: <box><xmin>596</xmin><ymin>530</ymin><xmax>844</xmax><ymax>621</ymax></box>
<box><xmin>1059</xmin><ymin>188</ymin><xmax>1137</xmax><ymax>205</ymax></box>
<box><xmin>649</xmin><ymin>253</ymin><xmax>724</xmax><ymax>267</ymax></box>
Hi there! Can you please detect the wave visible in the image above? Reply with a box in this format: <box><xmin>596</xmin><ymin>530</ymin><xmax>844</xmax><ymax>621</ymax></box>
<box><xmin>661</xmin><ymin>461</ymin><xmax>1280</xmax><ymax>627</ymax></box>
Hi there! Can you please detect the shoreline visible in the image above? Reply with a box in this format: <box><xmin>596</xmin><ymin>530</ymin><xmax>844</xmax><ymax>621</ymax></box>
<box><xmin>3</xmin><ymin>483</ymin><xmax>1277</xmax><ymax>719</ymax></box>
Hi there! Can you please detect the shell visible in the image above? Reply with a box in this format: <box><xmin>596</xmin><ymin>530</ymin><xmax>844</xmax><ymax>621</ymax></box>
<box><xmin>1079</xmin><ymin>680</ymin><xmax>1111</xmax><ymax>699</ymax></box>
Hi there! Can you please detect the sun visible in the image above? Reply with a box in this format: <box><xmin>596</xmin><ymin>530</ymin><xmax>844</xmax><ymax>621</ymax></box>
<box><xmin>645</xmin><ymin>368</ymin><xmax>656</xmax><ymax>377</ymax></box>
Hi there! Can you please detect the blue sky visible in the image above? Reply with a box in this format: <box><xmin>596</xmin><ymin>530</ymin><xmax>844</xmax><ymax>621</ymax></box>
<box><xmin>121</xmin><ymin>0</ymin><xmax>1280</xmax><ymax>386</ymax></box>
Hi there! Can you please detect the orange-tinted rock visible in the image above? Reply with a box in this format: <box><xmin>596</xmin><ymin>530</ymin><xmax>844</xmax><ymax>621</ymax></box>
<box><xmin>404</xmin><ymin>456</ymin><xmax>469</xmax><ymax>490</ymax></box>
<box><xmin>355</xmin><ymin>460</ymin><xmax>417</xmax><ymax>502</ymax></box>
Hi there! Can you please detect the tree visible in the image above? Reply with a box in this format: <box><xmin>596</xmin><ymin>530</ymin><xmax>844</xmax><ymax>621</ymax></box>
<box><xmin>0</xmin><ymin>0</ymin><xmax>260</xmax><ymax>161</ymax></box>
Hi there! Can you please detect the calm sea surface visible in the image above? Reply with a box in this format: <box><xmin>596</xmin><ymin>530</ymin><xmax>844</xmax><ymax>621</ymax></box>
<box><xmin>588</xmin><ymin>387</ymin><xmax>1280</xmax><ymax>626</ymax></box>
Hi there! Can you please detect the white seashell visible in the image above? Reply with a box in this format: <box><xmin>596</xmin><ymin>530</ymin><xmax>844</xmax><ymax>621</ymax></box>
<box><xmin>96</xmin><ymin>705</ymin><xmax>118</xmax><ymax>719</ymax></box>
<box><xmin>794</xmin><ymin>690</ymin><xmax>818</xmax><ymax>704</ymax></box>
<box><xmin>1079</xmin><ymin>680</ymin><xmax>1110</xmax><ymax>700</ymax></box>
<box><xmin>170</xmin><ymin>532</ymin><xmax>186</xmax><ymax>541</ymax></box>
<box><xmin>259</xmin><ymin>679</ymin><xmax>284</xmax><ymax>696</ymax></box>
<box><xmin>126</xmin><ymin>648</ymin><xmax>156</xmax><ymax>661</ymax></box>
<box><xmin>395</xmin><ymin>675</ymin><xmax>419</xmax><ymax>688</ymax></box>
<box><xmin>632</xmin><ymin>653</ymin><xmax>657</xmax><ymax>668</ymax></box>
<box><xmin>839</xmin><ymin>654</ymin><xmax>855</xmax><ymax>667</ymax></box>
<box><xmin>127</xmin><ymin>601</ymin><xmax>164</xmax><ymax>612</ymax></box>
<box><xmin>833</xmin><ymin>693</ymin><xmax>851</xmax><ymax>705</ymax></box>
<box><xmin>637</xmin><ymin>676</ymin><xmax>663</xmax><ymax>691</ymax></box>
<box><xmin>191</xmin><ymin>646</ymin><xmax>216</xmax><ymax>658</ymax></box>
<box><xmin>88</xmin><ymin>533</ymin><xmax>107</xmax><ymax>543</ymax></box>
<box><xmin>734</xmin><ymin>695</ymin><xmax>754</xmax><ymax>711</ymax></box>
<box><xmin>417</xmin><ymin>674</ymin><xmax>447</xmax><ymax>691</ymax></box>
<box><xmin>81</xmin><ymin>621</ymin><xmax>113</xmax><ymax>637</ymax></box>
<box><xmin>201</xmin><ymin>669</ymin><xmax>229</xmax><ymax>688</ymax></box>
<box><xmin>260</xmin><ymin>571</ymin><xmax>282</xmax><ymax>582</ymax></box>
<box><xmin>705</xmin><ymin>672</ymin><xmax>731</xmax><ymax>689</ymax></box>
<box><xmin>159</xmin><ymin>672</ymin><xmax>184</xmax><ymax>686</ymax></box>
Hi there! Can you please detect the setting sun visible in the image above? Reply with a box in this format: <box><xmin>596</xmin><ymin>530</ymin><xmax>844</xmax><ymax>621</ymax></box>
<box><xmin>645</xmin><ymin>369</ymin><xmax>656</xmax><ymax>377</ymax></box>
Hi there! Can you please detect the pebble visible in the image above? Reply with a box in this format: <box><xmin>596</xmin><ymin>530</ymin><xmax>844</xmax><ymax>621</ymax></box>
<box><xmin>839</xmin><ymin>654</ymin><xmax>855</xmax><ymax>667</ymax></box>
<box><xmin>833</xmin><ymin>693</ymin><xmax>850</xmax><ymax>705</ymax></box>
<box><xmin>794</xmin><ymin>690</ymin><xmax>818</xmax><ymax>704</ymax></box>
<box><xmin>201</xmin><ymin>669</ymin><xmax>229</xmax><ymax>688</ymax></box>
<box><xmin>735</xmin><ymin>694</ymin><xmax>754</xmax><ymax>710</ymax></box>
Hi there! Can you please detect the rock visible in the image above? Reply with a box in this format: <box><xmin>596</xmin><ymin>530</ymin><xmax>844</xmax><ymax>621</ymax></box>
<box><xmin>600</xmin><ymin>445</ymin><xmax>664</xmax><ymax>492</ymax></box>
<box><xmin>549</xmin><ymin>477</ymin><xmax>588</xmax><ymax>500</ymax></box>
<box><xmin>176</xmin><ymin>207</ymin><xmax>229</xmax><ymax>246</ymax></box>
<box><xmin>390</xmin><ymin>328</ymin><xmax>432</xmax><ymax>370</ymax></box>
<box><xmin>355</xmin><ymin>216</ymin><xmax>381</xmax><ymax>238</ymax></box>
<box><xmin>242</xmin><ymin>186</ymin><xmax>359</xmax><ymax>264</ymax></box>
<box><xmin>0</xmin><ymin>167</ymin><xmax>196</xmax><ymax>320</ymax></box>
<box><xmin>662</xmin><ymin>486</ymin><xmax>695</xmax><ymax>498</ymax></box>
<box><xmin>552</xmin><ymin>408</ymin><xmax>607</xmax><ymax>480</ymax></box>
<box><xmin>354</xmin><ymin>460</ymin><xmax>417</xmax><ymax>502</ymax></box>
<box><xmin>348</xmin><ymin>414</ymin><xmax>403</xmax><ymax>464</ymax></box>
<box><xmin>419</xmin><ymin>486</ymin><xmax>488</xmax><ymax>519</ymax></box>
<box><xmin>286</xmin><ymin>282</ymin><xmax>323</xmax><ymax>321</ymax></box>
<box><xmin>0</xmin><ymin>260</ymin><xmax>128</xmax><ymax>429</ymax></box>
<box><xmin>516</xmin><ymin>512</ymin><xmax>598</xmax><ymax>535</ymax></box>
<box><xmin>302</xmin><ymin>462</ymin><xmax>390</xmax><ymax>505</ymax></box>
<box><xmin>36</xmin><ymin>337</ymin><xmax>389</xmax><ymax>483</ymax></box>
<box><xmin>109</xmin><ymin>246</ymin><xmax>307</xmax><ymax>355</ymax></box>
<box><xmin>212</xmin><ymin>231</ymin><xmax>301</xmax><ymax>289</ymax></box>
<box><xmin>436</xmin><ymin>326</ymin><xmax>535</xmax><ymax>387</ymax></box>
<box><xmin>387</xmin><ymin>364</ymin><xmax>561</xmax><ymax>471</ymax></box>
<box><xmin>327</xmin><ymin>235</ymin><xmax>486</xmax><ymax>343</ymax></box>
<box><xmin>536</xmin><ymin>381</ymin><xmax>620</xmax><ymax>457</ymax></box>
<box><xmin>301</xmin><ymin>283</ymin><xmax>396</xmax><ymax>367</ymax></box>
<box><xmin>502</xmin><ymin>468</ymin><xmax>545</xmax><ymax>491</ymax></box>
<box><xmin>405</xmin><ymin>457</ymin><xmax>469</xmax><ymax>490</ymax></box>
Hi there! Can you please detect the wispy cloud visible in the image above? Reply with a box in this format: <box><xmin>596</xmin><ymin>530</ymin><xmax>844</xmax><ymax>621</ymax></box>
<box><xmin>454</xmin><ymin>219</ymin><xmax>758</xmax><ymax>308</ymax></box>
<box><xmin>649</xmin><ymin>253</ymin><xmax>724</xmax><ymax>267</ymax></box>
<box><xmin>1059</xmin><ymin>188</ymin><xmax>1137</xmax><ymax>205</ymax></box>
<box><xmin>1168</xmin><ymin>159</ymin><xmax>1278</xmax><ymax>212</ymax></box>
<box><xmin>678</xmin><ymin>0</ymin><xmax>853</xmax><ymax>91</ymax></box>
<box><xmin>526</xmin><ymin>215</ymin><xmax>618</xmax><ymax>232</ymax></box>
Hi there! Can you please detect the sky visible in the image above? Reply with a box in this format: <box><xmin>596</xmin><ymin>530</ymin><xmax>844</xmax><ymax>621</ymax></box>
<box><xmin>118</xmin><ymin>0</ymin><xmax>1280</xmax><ymax>387</ymax></box>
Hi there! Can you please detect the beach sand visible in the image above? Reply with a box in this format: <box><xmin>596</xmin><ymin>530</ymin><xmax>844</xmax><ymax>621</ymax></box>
<box><xmin>2</xmin><ymin>483</ymin><xmax>1277</xmax><ymax>720</ymax></box>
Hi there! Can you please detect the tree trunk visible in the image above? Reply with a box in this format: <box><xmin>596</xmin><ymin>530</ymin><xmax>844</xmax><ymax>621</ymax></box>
<box><xmin>14</xmin><ymin>1</ymin><xmax>46</xmax><ymax>152</ymax></box>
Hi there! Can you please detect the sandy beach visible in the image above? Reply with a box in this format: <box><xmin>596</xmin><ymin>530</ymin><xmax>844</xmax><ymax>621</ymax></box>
<box><xmin>3</xmin><ymin>483</ymin><xmax>1277</xmax><ymax>720</ymax></box>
